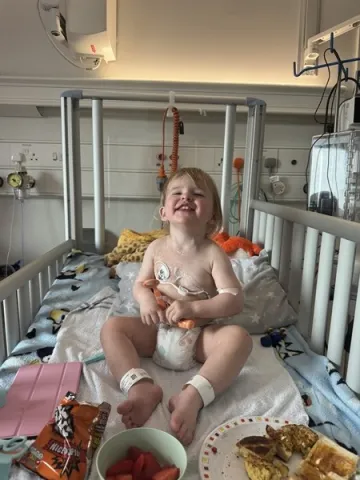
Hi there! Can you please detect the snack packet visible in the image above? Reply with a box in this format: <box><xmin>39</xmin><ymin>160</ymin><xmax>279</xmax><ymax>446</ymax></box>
<box><xmin>18</xmin><ymin>391</ymin><xmax>111</xmax><ymax>480</ymax></box>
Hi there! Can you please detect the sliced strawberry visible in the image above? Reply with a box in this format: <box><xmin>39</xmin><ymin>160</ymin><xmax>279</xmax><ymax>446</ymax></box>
<box><xmin>107</xmin><ymin>459</ymin><xmax>134</xmax><ymax>476</ymax></box>
<box><xmin>142</xmin><ymin>452</ymin><xmax>161</xmax><ymax>477</ymax></box>
<box><xmin>128</xmin><ymin>446</ymin><xmax>145</xmax><ymax>462</ymax></box>
<box><xmin>152</xmin><ymin>467</ymin><xmax>180</xmax><ymax>480</ymax></box>
<box><xmin>132</xmin><ymin>453</ymin><xmax>146</xmax><ymax>479</ymax></box>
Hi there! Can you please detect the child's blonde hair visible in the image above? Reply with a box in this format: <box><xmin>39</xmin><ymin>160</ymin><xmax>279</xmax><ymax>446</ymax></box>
<box><xmin>161</xmin><ymin>167</ymin><xmax>223</xmax><ymax>237</ymax></box>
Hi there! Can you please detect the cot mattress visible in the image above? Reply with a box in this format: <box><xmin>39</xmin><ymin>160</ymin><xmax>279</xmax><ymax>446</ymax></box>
<box><xmin>9</xmin><ymin>286</ymin><xmax>309</xmax><ymax>479</ymax></box>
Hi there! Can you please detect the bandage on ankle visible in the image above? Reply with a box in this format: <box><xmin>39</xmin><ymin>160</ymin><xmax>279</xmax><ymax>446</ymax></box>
<box><xmin>120</xmin><ymin>368</ymin><xmax>152</xmax><ymax>395</ymax></box>
<box><xmin>184</xmin><ymin>375</ymin><xmax>215</xmax><ymax>407</ymax></box>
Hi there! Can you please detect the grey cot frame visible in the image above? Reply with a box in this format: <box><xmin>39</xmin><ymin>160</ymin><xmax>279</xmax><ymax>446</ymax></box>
<box><xmin>1</xmin><ymin>89</ymin><xmax>360</xmax><ymax>398</ymax></box>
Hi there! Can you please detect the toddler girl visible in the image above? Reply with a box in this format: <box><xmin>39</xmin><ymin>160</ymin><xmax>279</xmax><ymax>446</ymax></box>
<box><xmin>100</xmin><ymin>167</ymin><xmax>253</xmax><ymax>445</ymax></box>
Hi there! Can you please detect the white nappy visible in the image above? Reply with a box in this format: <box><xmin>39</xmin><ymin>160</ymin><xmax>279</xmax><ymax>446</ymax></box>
<box><xmin>152</xmin><ymin>324</ymin><xmax>202</xmax><ymax>371</ymax></box>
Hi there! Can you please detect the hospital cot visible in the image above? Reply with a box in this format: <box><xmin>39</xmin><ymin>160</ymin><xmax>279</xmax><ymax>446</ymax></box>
<box><xmin>1</xmin><ymin>90</ymin><xmax>360</xmax><ymax>478</ymax></box>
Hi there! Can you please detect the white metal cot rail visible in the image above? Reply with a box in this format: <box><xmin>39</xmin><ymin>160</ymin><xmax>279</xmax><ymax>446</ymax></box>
<box><xmin>251</xmin><ymin>199</ymin><xmax>360</xmax><ymax>395</ymax></box>
<box><xmin>60</xmin><ymin>89</ymin><xmax>266</xmax><ymax>253</ymax></box>
<box><xmin>0</xmin><ymin>240</ymin><xmax>73</xmax><ymax>364</ymax></box>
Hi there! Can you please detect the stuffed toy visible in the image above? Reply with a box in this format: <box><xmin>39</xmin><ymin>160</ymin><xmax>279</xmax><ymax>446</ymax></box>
<box><xmin>212</xmin><ymin>232</ymin><xmax>261</xmax><ymax>258</ymax></box>
<box><xmin>260</xmin><ymin>327</ymin><xmax>287</xmax><ymax>347</ymax></box>
<box><xmin>105</xmin><ymin>228</ymin><xmax>167</xmax><ymax>273</ymax></box>
<box><xmin>143</xmin><ymin>279</ymin><xmax>196</xmax><ymax>329</ymax></box>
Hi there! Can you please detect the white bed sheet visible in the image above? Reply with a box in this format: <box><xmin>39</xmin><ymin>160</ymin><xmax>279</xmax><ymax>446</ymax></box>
<box><xmin>10</xmin><ymin>287</ymin><xmax>308</xmax><ymax>480</ymax></box>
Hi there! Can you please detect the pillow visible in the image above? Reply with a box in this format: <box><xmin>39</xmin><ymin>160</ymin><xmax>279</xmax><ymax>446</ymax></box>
<box><xmin>112</xmin><ymin>250</ymin><xmax>297</xmax><ymax>334</ymax></box>
<box><xmin>226</xmin><ymin>251</ymin><xmax>297</xmax><ymax>333</ymax></box>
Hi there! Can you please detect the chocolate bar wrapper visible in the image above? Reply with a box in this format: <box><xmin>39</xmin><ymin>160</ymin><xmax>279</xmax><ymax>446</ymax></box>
<box><xmin>18</xmin><ymin>391</ymin><xmax>111</xmax><ymax>480</ymax></box>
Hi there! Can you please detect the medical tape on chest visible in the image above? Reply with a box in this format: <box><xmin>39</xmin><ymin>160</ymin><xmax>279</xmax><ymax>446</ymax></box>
<box><xmin>155</xmin><ymin>261</ymin><xmax>211</xmax><ymax>298</ymax></box>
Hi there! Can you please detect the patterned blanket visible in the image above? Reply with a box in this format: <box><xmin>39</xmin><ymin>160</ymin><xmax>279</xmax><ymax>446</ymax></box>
<box><xmin>0</xmin><ymin>250</ymin><xmax>118</xmax><ymax>390</ymax></box>
<box><xmin>274</xmin><ymin>325</ymin><xmax>360</xmax><ymax>455</ymax></box>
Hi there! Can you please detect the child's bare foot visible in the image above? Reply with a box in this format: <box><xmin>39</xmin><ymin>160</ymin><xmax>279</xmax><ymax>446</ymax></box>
<box><xmin>117</xmin><ymin>380</ymin><xmax>163</xmax><ymax>428</ymax></box>
<box><xmin>168</xmin><ymin>385</ymin><xmax>203</xmax><ymax>445</ymax></box>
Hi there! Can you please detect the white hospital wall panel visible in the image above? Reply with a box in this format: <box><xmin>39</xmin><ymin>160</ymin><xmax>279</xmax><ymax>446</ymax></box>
<box><xmin>0</xmin><ymin>143</ymin><xmax>11</xmax><ymax>166</ymax></box>
<box><xmin>260</xmin><ymin>175</ymin><xmax>307</xmax><ymax>202</ymax></box>
<box><xmin>0</xmin><ymin>112</ymin><xmax>323</xmax><ymax>263</ymax></box>
<box><xmin>277</xmin><ymin>148</ymin><xmax>310</xmax><ymax>174</ymax></box>
<box><xmin>9</xmin><ymin>143</ymin><xmax>63</xmax><ymax>168</ymax></box>
<box><xmin>178</xmin><ymin>147</ymin><xmax>216</xmax><ymax>172</ymax></box>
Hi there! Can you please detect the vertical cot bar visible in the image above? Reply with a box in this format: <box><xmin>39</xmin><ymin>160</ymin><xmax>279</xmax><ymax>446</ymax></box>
<box><xmin>252</xmin><ymin>210</ymin><xmax>260</xmax><ymax>244</ymax></box>
<box><xmin>346</xmin><ymin>275</ymin><xmax>360</xmax><ymax>393</ymax></box>
<box><xmin>264</xmin><ymin>214</ymin><xmax>275</xmax><ymax>253</ymax></box>
<box><xmin>92</xmin><ymin>99</ymin><xmax>105</xmax><ymax>254</ymax></box>
<box><xmin>0</xmin><ymin>304</ymin><xmax>6</xmax><ymax>364</ymax></box>
<box><xmin>310</xmin><ymin>233</ymin><xmax>336</xmax><ymax>354</ymax></box>
<box><xmin>271</xmin><ymin>217</ymin><xmax>283</xmax><ymax>273</ymax></box>
<box><xmin>61</xmin><ymin>96</ymin><xmax>70</xmax><ymax>241</ymax></box>
<box><xmin>48</xmin><ymin>262</ymin><xmax>56</xmax><ymax>286</ymax></box>
<box><xmin>3</xmin><ymin>294</ymin><xmax>19</xmax><ymax>356</ymax></box>
<box><xmin>17</xmin><ymin>285</ymin><xmax>31</xmax><ymax>338</ymax></box>
<box><xmin>288</xmin><ymin>223</ymin><xmax>305</xmax><ymax>311</ymax></box>
<box><xmin>298</xmin><ymin>227</ymin><xmax>319</xmax><ymax>338</ymax></box>
<box><xmin>67</xmin><ymin>97</ymin><xmax>83</xmax><ymax>250</ymax></box>
<box><xmin>55</xmin><ymin>259</ymin><xmax>60</xmax><ymax>275</ymax></box>
<box><xmin>29</xmin><ymin>277</ymin><xmax>39</xmax><ymax>318</ymax></box>
<box><xmin>279</xmin><ymin>220</ymin><xmax>293</xmax><ymax>291</ymax></box>
<box><xmin>258</xmin><ymin>212</ymin><xmax>267</xmax><ymax>246</ymax></box>
<box><xmin>221</xmin><ymin>104</ymin><xmax>236</xmax><ymax>232</ymax></box>
<box><xmin>327</xmin><ymin>239</ymin><xmax>356</xmax><ymax>366</ymax></box>
<box><xmin>240</xmin><ymin>100</ymin><xmax>266</xmax><ymax>239</ymax></box>
<box><xmin>39</xmin><ymin>270</ymin><xmax>49</xmax><ymax>302</ymax></box>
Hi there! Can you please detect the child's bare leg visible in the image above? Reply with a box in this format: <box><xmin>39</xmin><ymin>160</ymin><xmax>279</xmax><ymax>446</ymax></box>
<box><xmin>100</xmin><ymin>316</ymin><xmax>162</xmax><ymax>428</ymax></box>
<box><xmin>169</xmin><ymin>324</ymin><xmax>252</xmax><ymax>445</ymax></box>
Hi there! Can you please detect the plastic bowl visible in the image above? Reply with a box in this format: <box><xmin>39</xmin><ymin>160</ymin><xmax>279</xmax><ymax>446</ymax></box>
<box><xmin>96</xmin><ymin>427</ymin><xmax>188</xmax><ymax>479</ymax></box>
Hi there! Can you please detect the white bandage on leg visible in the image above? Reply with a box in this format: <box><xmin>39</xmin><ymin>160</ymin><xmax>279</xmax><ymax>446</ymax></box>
<box><xmin>184</xmin><ymin>375</ymin><xmax>215</xmax><ymax>407</ymax></box>
<box><xmin>120</xmin><ymin>368</ymin><xmax>152</xmax><ymax>395</ymax></box>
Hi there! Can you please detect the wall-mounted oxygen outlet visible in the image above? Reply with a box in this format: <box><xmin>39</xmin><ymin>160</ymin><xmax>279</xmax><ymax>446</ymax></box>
<box><xmin>270</xmin><ymin>175</ymin><xmax>286</xmax><ymax>195</ymax></box>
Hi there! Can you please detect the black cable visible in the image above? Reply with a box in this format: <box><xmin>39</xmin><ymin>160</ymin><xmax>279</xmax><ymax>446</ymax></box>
<box><xmin>305</xmin><ymin>132</ymin><xmax>327</xmax><ymax>209</ymax></box>
<box><xmin>314</xmin><ymin>48</ymin><xmax>332</xmax><ymax>125</ymax></box>
<box><xmin>323</xmin><ymin>76</ymin><xmax>360</xmax><ymax>132</ymax></box>
<box><xmin>260</xmin><ymin>189</ymin><xmax>268</xmax><ymax>202</ymax></box>
<box><xmin>304</xmin><ymin>50</ymin><xmax>334</xmax><ymax>209</ymax></box>
<box><xmin>305</xmin><ymin>46</ymin><xmax>360</xmax><ymax>210</ymax></box>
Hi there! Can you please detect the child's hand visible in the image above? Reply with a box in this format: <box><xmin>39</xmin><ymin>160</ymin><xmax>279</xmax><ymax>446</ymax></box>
<box><xmin>140</xmin><ymin>300</ymin><xmax>166</xmax><ymax>326</ymax></box>
<box><xmin>166</xmin><ymin>300</ymin><xmax>194</xmax><ymax>326</ymax></box>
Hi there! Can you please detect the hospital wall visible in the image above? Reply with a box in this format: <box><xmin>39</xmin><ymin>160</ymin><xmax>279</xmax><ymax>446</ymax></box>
<box><xmin>0</xmin><ymin>111</ymin><xmax>322</xmax><ymax>264</ymax></box>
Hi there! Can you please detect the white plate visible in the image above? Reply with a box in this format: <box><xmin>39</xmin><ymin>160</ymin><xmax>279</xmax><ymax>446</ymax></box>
<box><xmin>198</xmin><ymin>415</ymin><xmax>303</xmax><ymax>479</ymax></box>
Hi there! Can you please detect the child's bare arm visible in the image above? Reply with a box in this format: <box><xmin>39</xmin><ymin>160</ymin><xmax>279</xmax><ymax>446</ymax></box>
<box><xmin>191</xmin><ymin>245</ymin><xmax>243</xmax><ymax>319</ymax></box>
<box><xmin>132</xmin><ymin>240</ymin><xmax>158</xmax><ymax>304</ymax></box>
<box><xmin>133</xmin><ymin>239</ymin><xmax>166</xmax><ymax>325</ymax></box>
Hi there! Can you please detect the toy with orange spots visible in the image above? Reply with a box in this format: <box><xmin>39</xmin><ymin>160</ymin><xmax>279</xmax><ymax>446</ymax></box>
<box><xmin>212</xmin><ymin>231</ymin><xmax>261</xmax><ymax>257</ymax></box>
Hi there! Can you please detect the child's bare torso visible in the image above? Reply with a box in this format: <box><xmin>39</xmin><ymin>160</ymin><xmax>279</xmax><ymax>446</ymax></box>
<box><xmin>153</xmin><ymin>236</ymin><xmax>218</xmax><ymax>302</ymax></box>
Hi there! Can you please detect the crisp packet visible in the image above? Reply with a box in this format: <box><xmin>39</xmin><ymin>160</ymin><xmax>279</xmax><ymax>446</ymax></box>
<box><xmin>18</xmin><ymin>391</ymin><xmax>111</xmax><ymax>480</ymax></box>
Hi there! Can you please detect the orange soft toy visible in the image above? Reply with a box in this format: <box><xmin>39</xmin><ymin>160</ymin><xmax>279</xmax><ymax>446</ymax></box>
<box><xmin>212</xmin><ymin>232</ymin><xmax>261</xmax><ymax>257</ymax></box>
<box><xmin>143</xmin><ymin>279</ymin><xmax>196</xmax><ymax>329</ymax></box>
